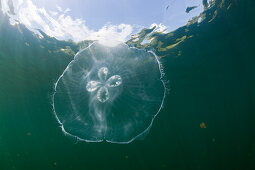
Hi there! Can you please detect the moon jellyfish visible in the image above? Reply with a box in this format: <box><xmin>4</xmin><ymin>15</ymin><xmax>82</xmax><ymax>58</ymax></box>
<box><xmin>53</xmin><ymin>42</ymin><xmax>166</xmax><ymax>143</ymax></box>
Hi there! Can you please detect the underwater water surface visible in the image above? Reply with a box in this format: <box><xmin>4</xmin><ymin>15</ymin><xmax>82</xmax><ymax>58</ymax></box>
<box><xmin>0</xmin><ymin>0</ymin><xmax>255</xmax><ymax>170</ymax></box>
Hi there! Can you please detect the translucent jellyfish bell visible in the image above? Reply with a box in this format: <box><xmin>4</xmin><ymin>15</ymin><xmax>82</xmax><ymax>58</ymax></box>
<box><xmin>53</xmin><ymin>42</ymin><xmax>166</xmax><ymax>143</ymax></box>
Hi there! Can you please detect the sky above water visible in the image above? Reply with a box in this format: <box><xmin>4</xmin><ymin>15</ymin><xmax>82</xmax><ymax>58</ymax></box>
<box><xmin>1</xmin><ymin>0</ymin><xmax>206</xmax><ymax>46</ymax></box>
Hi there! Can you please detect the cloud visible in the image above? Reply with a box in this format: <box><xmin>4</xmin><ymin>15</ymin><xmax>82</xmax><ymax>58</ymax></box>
<box><xmin>56</xmin><ymin>4</ymin><xmax>62</xmax><ymax>12</ymax></box>
<box><xmin>64</xmin><ymin>8</ymin><xmax>70</xmax><ymax>13</ymax></box>
<box><xmin>50</xmin><ymin>11</ymin><xmax>58</xmax><ymax>16</ymax></box>
<box><xmin>0</xmin><ymin>0</ymin><xmax>133</xmax><ymax>47</ymax></box>
<box><xmin>88</xmin><ymin>24</ymin><xmax>133</xmax><ymax>47</ymax></box>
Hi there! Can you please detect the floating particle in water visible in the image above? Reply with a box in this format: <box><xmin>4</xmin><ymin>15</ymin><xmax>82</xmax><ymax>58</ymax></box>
<box><xmin>52</xmin><ymin>42</ymin><xmax>166</xmax><ymax>144</ymax></box>
<box><xmin>200</xmin><ymin>122</ymin><xmax>207</xmax><ymax>128</ymax></box>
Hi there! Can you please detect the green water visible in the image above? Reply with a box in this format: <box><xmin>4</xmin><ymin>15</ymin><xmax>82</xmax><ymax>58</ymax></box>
<box><xmin>0</xmin><ymin>0</ymin><xmax>255</xmax><ymax>169</ymax></box>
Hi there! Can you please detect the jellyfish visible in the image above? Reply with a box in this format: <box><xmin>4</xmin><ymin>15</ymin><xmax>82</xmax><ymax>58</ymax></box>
<box><xmin>52</xmin><ymin>42</ymin><xmax>166</xmax><ymax>144</ymax></box>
